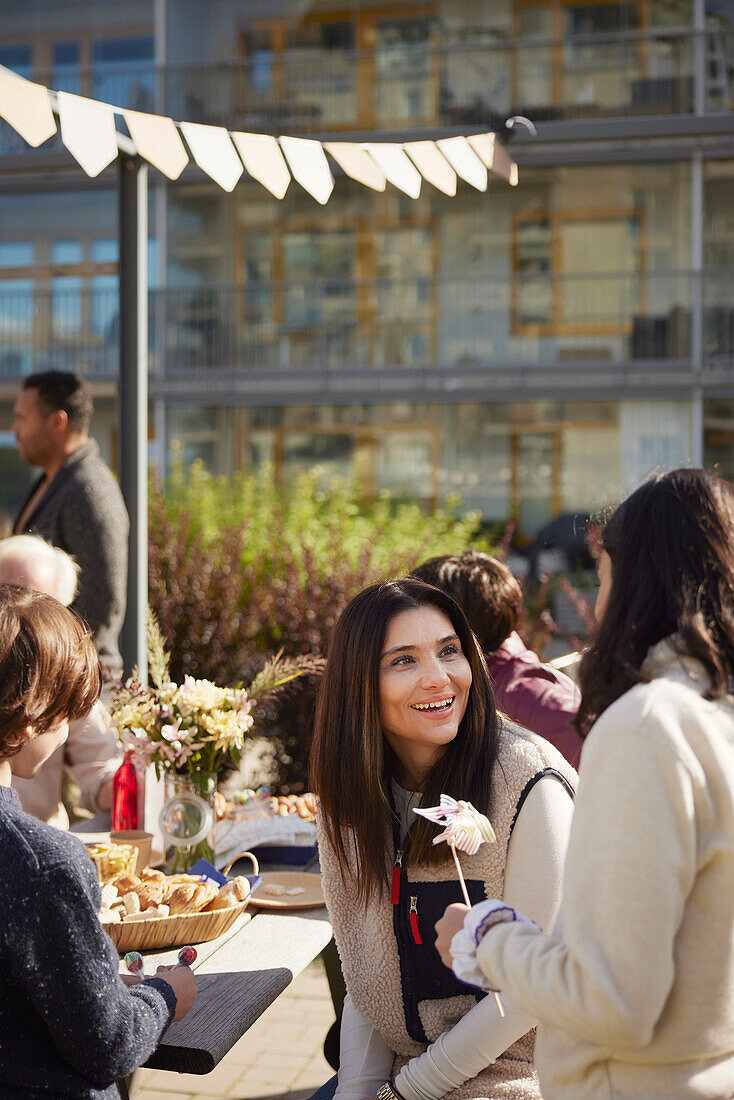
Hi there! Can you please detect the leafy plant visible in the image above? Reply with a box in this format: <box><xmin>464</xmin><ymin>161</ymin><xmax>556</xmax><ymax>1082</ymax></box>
<box><xmin>148</xmin><ymin>462</ymin><xmax>487</xmax><ymax>791</ymax></box>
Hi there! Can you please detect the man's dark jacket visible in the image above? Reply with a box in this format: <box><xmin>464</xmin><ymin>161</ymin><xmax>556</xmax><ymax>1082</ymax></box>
<box><xmin>13</xmin><ymin>439</ymin><xmax>129</xmax><ymax>673</ymax></box>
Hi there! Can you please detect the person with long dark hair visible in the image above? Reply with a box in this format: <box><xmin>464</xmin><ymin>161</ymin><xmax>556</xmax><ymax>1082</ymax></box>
<box><xmin>436</xmin><ymin>468</ymin><xmax>734</xmax><ymax>1100</ymax></box>
<box><xmin>310</xmin><ymin>578</ymin><xmax>576</xmax><ymax>1100</ymax></box>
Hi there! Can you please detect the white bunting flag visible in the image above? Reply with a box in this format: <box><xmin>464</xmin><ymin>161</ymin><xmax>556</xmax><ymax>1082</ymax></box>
<box><xmin>362</xmin><ymin>143</ymin><xmax>421</xmax><ymax>199</ymax></box>
<box><xmin>279</xmin><ymin>136</ymin><xmax>334</xmax><ymax>204</ymax></box>
<box><xmin>436</xmin><ymin>136</ymin><xmax>488</xmax><ymax>192</ymax></box>
<box><xmin>57</xmin><ymin>91</ymin><xmax>118</xmax><ymax>177</ymax></box>
<box><xmin>180</xmin><ymin>121</ymin><xmax>243</xmax><ymax>192</ymax></box>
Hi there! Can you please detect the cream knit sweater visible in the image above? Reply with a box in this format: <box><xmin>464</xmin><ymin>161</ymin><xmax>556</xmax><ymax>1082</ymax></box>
<box><xmin>474</xmin><ymin>638</ymin><xmax>734</xmax><ymax>1100</ymax></box>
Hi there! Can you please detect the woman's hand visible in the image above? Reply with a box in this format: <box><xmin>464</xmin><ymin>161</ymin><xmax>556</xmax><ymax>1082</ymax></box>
<box><xmin>435</xmin><ymin>902</ymin><xmax>469</xmax><ymax>967</ymax></box>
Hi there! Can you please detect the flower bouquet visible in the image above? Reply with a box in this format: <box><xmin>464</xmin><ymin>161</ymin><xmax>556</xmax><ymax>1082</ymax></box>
<box><xmin>110</xmin><ymin>612</ymin><xmax>323</xmax><ymax>870</ymax></box>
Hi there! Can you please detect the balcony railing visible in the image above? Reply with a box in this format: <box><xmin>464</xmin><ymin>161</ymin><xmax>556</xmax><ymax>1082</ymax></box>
<box><xmin>1</xmin><ymin>26</ymin><xmax>731</xmax><ymax>158</ymax></box>
<box><xmin>1</xmin><ymin>270</ymin><xmax>732</xmax><ymax>383</ymax></box>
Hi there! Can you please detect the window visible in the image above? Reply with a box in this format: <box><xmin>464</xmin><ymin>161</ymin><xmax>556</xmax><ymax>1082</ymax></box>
<box><xmin>0</xmin><ymin>45</ymin><xmax>32</xmax><ymax>76</ymax></box>
<box><xmin>51</xmin><ymin>240</ymin><xmax>83</xmax><ymax>337</ymax></box>
<box><xmin>512</xmin><ymin>207</ymin><xmax>644</xmax><ymax>334</ymax></box>
<box><xmin>0</xmin><ymin>242</ymin><xmax>34</xmax><ymax>268</ymax></box>
<box><xmin>53</xmin><ymin>41</ymin><xmax>81</xmax><ymax>94</ymax></box>
<box><xmin>282</xmin><ymin>230</ymin><xmax>355</xmax><ymax>328</ymax></box>
<box><xmin>92</xmin><ymin>36</ymin><xmax>154</xmax><ymax>112</ymax></box>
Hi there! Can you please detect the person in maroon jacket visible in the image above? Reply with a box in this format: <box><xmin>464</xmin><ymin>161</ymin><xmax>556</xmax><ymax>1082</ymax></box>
<box><xmin>412</xmin><ymin>551</ymin><xmax>582</xmax><ymax>768</ymax></box>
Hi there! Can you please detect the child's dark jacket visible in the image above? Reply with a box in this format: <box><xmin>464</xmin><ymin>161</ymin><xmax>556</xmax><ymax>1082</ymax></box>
<box><xmin>0</xmin><ymin>786</ymin><xmax>176</xmax><ymax>1098</ymax></box>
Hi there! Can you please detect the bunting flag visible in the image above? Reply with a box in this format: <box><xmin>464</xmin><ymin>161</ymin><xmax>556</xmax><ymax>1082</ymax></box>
<box><xmin>362</xmin><ymin>142</ymin><xmax>422</xmax><ymax>199</ymax></box>
<box><xmin>123</xmin><ymin>109</ymin><xmax>188</xmax><ymax>180</ymax></box>
<box><xmin>279</xmin><ymin>135</ymin><xmax>334</xmax><ymax>204</ymax></box>
<box><xmin>436</xmin><ymin>136</ymin><xmax>488</xmax><ymax>191</ymax></box>
<box><xmin>404</xmin><ymin>140</ymin><xmax>457</xmax><ymax>196</ymax></box>
<box><xmin>0</xmin><ymin>66</ymin><xmax>56</xmax><ymax>147</ymax></box>
<box><xmin>230</xmin><ymin>131</ymin><xmax>290</xmax><ymax>198</ymax></box>
<box><xmin>323</xmin><ymin>142</ymin><xmax>386</xmax><ymax>192</ymax></box>
<box><xmin>179</xmin><ymin>121</ymin><xmax>243</xmax><ymax>192</ymax></box>
<box><xmin>0</xmin><ymin>64</ymin><xmax>519</xmax><ymax>201</ymax></box>
<box><xmin>57</xmin><ymin>91</ymin><xmax>118</xmax><ymax>177</ymax></box>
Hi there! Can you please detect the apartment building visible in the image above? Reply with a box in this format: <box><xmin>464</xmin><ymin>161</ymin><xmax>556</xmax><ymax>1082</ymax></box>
<box><xmin>1</xmin><ymin>0</ymin><xmax>734</xmax><ymax>538</ymax></box>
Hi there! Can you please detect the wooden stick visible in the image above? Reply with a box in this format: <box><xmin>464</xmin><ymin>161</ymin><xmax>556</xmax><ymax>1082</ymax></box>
<box><xmin>448</xmin><ymin>840</ymin><xmax>505</xmax><ymax>1018</ymax></box>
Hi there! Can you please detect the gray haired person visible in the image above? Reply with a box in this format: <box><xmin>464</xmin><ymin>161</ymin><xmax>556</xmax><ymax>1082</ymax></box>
<box><xmin>0</xmin><ymin>534</ymin><xmax>122</xmax><ymax>827</ymax></box>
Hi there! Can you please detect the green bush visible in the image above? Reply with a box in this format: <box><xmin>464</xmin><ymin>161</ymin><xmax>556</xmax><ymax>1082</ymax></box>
<box><xmin>149</xmin><ymin>461</ymin><xmax>488</xmax><ymax>791</ymax></box>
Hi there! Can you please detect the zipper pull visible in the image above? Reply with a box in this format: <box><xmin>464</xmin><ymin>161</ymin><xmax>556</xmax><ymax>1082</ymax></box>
<box><xmin>409</xmin><ymin>895</ymin><xmax>422</xmax><ymax>945</ymax></box>
<box><xmin>391</xmin><ymin>849</ymin><xmax>403</xmax><ymax>905</ymax></box>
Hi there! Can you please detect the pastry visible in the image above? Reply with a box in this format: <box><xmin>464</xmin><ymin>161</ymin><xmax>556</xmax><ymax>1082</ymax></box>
<box><xmin>202</xmin><ymin>876</ymin><xmax>251</xmax><ymax>912</ymax></box>
<box><xmin>166</xmin><ymin>880</ymin><xmax>218</xmax><ymax>915</ymax></box>
<box><xmin>139</xmin><ymin>867</ymin><xmax>167</xmax><ymax>883</ymax></box>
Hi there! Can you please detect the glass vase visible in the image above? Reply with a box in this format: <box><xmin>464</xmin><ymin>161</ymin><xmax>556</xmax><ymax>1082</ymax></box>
<box><xmin>160</xmin><ymin>771</ymin><xmax>218</xmax><ymax>874</ymax></box>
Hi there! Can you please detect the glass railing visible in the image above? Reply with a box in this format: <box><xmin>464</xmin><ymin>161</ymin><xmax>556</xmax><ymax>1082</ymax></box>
<box><xmin>1</xmin><ymin>26</ymin><xmax>727</xmax><ymax>160</ymax></box>
<box><xmin>162</xmin><ymin>29</ymin><xmax>700</xmax><ymax>130</ymax></box>
<box><xmin>6</xmin><ymin>269</ymin><xmax>734</xmax><ymax>382</ymax></box>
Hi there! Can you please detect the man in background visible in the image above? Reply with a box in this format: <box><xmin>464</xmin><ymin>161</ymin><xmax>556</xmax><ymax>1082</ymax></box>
<box><xmin>0</xmin><ymin>534</ymin><xmax>121</xmax><ymax>827</ymax></box>
<box><xmin>12</xmin><ymin>370</ymin><xmax>129</xmax><ymax>675</ymax></box>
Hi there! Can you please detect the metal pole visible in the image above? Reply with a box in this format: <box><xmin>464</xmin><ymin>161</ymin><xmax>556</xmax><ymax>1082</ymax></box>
<box><xmin>118</xmin><ymin>155</ymin><xmax>149</xmax><ymax>682</ymax></box>
<box><xmin>691</xmin><ymin>150</ymin><xmax>704</xmax><ymax>466</ymax></box>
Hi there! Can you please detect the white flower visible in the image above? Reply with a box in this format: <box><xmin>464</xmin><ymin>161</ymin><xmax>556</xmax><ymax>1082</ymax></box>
<box><xmin>161</xmin><ymin>718</ymin><xmax>182</xmax><ymax>742</ymax></box>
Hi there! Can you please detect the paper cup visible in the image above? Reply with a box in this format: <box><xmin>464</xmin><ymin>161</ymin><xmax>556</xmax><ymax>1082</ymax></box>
<box><xmin>111</xmin><ymin>830</ymin><xmax>153</xmax><ymax>870</ymax></box>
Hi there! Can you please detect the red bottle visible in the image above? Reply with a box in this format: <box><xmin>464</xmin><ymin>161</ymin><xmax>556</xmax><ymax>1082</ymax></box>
<box><xmin>112</xmin><ymin>752</ymin><xmax>139</xmax><ymax>831</ymax></box>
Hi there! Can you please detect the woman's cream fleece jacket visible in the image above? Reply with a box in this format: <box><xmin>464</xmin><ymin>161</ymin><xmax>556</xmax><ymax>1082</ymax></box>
<box><xmin>475</xmin><ymin>638</ymin><xmax>734</xmax><ymax>1100</ymax></box>
<box><xmin>319</xmin><ymin>722</ymin><xmax>577</xmax><ymax>1100</ymax></box>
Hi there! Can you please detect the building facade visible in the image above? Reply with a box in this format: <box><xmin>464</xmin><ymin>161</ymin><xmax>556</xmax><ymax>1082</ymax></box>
<box><xmin>2</xmin><ymin>0</ymin><xmax>734</xmax><ymax>538</ymax></box>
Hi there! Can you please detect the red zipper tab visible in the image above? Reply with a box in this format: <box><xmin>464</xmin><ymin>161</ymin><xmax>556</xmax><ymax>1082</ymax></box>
<box><xmin>391</xmin><ymin>850</ymin><xmax>403</xmax><ymax>905</ymax></box>
<box><xmin>409</xmin><ymin>896</ymin><xmax>422</xmax><ymax>945</ymax></box>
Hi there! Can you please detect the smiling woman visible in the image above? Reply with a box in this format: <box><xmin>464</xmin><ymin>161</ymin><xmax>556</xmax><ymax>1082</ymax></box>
<box><xmin>309</xmin><ymin>578</ymin><xmax>578</xmax><ymax>1100</ymax></box>
<box><xmin>379</xmin><ymin>605</ymin><xmax>473</xmax><ymax>791</ymax></box>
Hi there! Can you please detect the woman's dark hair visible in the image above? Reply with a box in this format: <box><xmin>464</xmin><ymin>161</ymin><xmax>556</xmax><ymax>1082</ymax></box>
<box><xmin>412</xmin><ymin>551</ymin><xmax>523</xmax><ymax>653</ymax></box>
<box><xmin>0</xmin><ymin>584</ymin><xmax>101</xmax><ymax>759</ymax></box>
<box><xmin>577</xmin><ymin>468</ymin><xmax>734</xmax><ymax>732</ymax></box>
<box><xmin>310</xmin><ymin>577</ymin><xmax>499</xmax><ymax>903</ymax></box>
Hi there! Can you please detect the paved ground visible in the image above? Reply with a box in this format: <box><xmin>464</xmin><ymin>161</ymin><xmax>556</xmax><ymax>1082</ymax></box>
<box><xmin>132</xmin><ymin>960</ymin><xmax>336</xmax><ymax>1100</ymax></box>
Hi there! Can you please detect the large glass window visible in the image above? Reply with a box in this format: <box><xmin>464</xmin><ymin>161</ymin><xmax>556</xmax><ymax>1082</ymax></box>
<box><xmin>51</xmin><ymin>240</ymin><xmax>83</xmax><ymax>337</ymax></box>
<box><xmin>53</xmin><ymin>41</ymin><xmax>81</xmax><ymax>94</ymax></box>
<box><xmin>166</xmin><ymin>400</ymin><xmax>634</xmax><ymax>535</ymax></box>
<box><xmin>704</xmin><ymin>160</ymin><xmax>734</xmax><ymax>358</ymax></box>
<box><xmin>282</xmin><ymin>230</ymin><xmax>355</xmax><ymax>329</ymax></box>
<box><xmin>375</xmin><ymin>17</ymin><xmax>437</xmax><ymax>126</ymax></box>
<box><xmin>92</xmin><ymin>36</ymin><xmax>154</xmax><ymax>112</ymax></box>
<box><xmin>286</xmin><ymin>20</ymin><xmax>356</xmax><ymax>127</ymax></box>
<box><xmin>512</xmin><ymin>0</ymin><xmax>693</xmax><ymax>118</ymax></box>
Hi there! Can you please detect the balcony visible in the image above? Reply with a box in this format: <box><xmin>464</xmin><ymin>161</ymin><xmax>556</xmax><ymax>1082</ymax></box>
<box><xmin>1</xmin><ymin>26</ymin><xmax>730</xmax><ymax>159</ymax></box>
<box><xmin>1</xmin><ymin>270</ymin><xmax>732</xmax><ymax>394</ymax></box>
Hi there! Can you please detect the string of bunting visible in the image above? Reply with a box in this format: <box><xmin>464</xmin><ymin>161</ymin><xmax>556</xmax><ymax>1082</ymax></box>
<box><xmin>0</xmin><ymin>64</ymin><xmax>518</xmax><ymax>203</ymax></box>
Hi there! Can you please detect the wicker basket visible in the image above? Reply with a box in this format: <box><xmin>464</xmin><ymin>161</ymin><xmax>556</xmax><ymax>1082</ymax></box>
<box><xmin>103</xmin><ymin>852</ymin><xmax>258</xmax><ymax>953</ymax></box>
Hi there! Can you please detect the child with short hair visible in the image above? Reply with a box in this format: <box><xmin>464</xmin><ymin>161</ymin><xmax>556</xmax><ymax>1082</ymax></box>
<box><xmin>0</xmin><ymin>583</ymin><xmax>196</xmax><ymax>1098</ymax></box>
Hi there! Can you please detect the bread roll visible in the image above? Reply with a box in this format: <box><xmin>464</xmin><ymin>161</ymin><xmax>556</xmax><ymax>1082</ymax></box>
<box><xmin>139</xmin><ymin>867</ymin><xmax>167</xmax><ymax>883</ymax></box>
<box><xmin>167</xmin><ymin>880</ymin><xmax>218</xmax><ymax>915</ymax></box>
<box><xmin>130</xmin><ymin>881</ymin><xmax>166</xmax><ymax>909</ymax></box>
<box><xmin>109</xmin><ymin>872</ymin><xmax>140</xmax><ymax>893</ymax></box>
<box><xmin>202</xmin><ymin>876</ymin><xmax>251</xmax><ymax>912</ymax></box>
